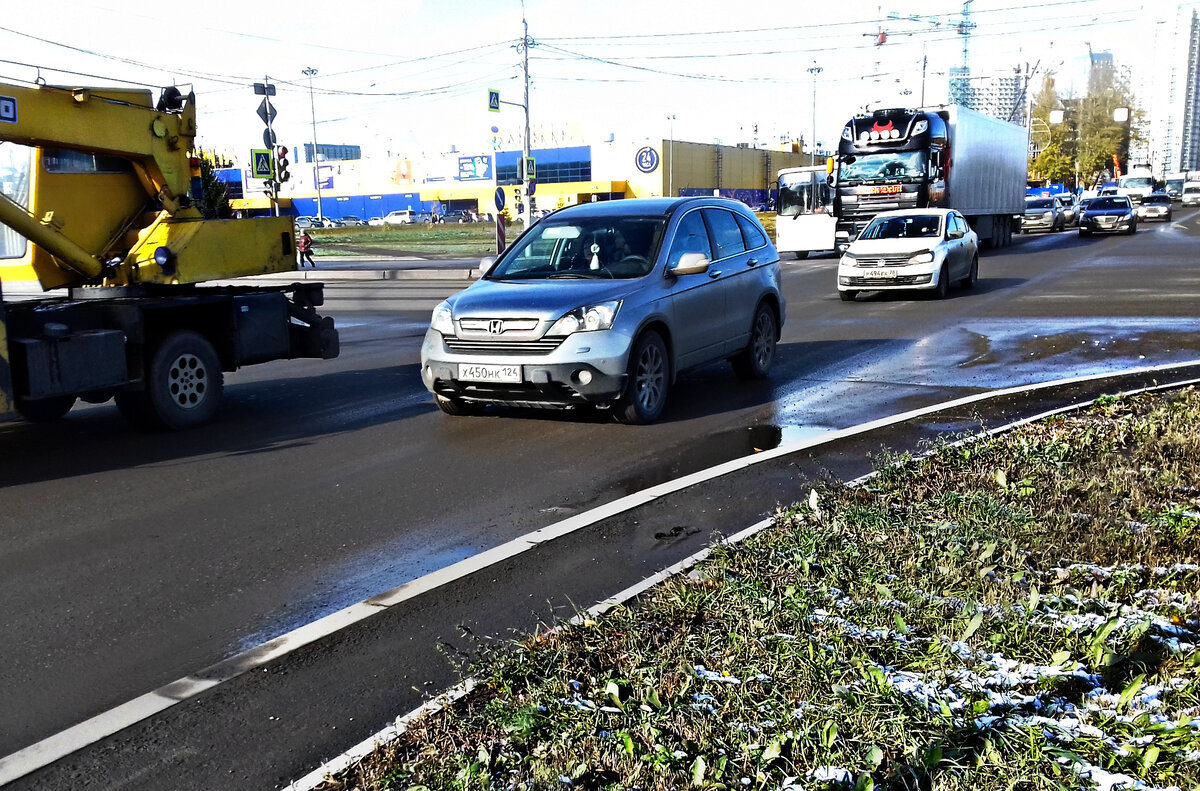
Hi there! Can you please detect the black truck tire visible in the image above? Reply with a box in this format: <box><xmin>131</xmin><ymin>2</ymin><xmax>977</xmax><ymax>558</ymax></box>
<box><xmin>119</xmin><ymin>331</ymin><xmax>224</xmax><ymax>430</ymax></box>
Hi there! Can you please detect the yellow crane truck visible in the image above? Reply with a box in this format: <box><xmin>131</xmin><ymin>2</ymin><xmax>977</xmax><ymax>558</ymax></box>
<box><xmin>0</xmin><ymin>82</ymin><xmax>337</xmax><ymax>429</ymax></box>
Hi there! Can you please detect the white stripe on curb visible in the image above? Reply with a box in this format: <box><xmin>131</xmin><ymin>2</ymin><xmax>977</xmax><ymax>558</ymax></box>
<box><xmin>3</xmin><ymin>361</ymin><xmax>1199</xmax><ymax>787</ymax></box>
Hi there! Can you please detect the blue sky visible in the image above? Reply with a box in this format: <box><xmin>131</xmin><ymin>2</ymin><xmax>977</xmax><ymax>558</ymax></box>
<box><xmin>0</xmin><ymin>0</ymin><xmax>1186</xmax><ymax>162</ymax></box>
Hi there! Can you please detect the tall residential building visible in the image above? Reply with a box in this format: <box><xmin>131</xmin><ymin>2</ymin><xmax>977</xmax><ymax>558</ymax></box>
<box><xmin>1181</xmin><ymin>9</ymin><xmax>1200</xmax><ymax>170</ymax></box>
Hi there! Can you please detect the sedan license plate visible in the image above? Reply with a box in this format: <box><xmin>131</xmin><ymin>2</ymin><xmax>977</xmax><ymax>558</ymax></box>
<box><xmin>863</xmin><ymin>268</ymin><xmax>897</xmax><ymax>279</ymax></box>
<box><xmin>458</xmin><ymin>363</ymin><xmax>521</xmax><ymax>383</ymax></box>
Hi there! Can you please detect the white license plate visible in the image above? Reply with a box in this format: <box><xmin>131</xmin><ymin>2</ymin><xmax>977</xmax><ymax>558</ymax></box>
<box><xmin>863</xmin><ymin>268</ymin><xmax>898</xmax><ymax>279</ymax></box>
<box><xmin>458</xmin><ymin>363</ymin><xmax>521</xmax><ymax>383</ymax></box>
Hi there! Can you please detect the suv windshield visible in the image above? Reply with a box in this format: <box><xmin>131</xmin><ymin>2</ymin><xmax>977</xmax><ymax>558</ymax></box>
<box><xmin>489</xmin><ymin>216</ymin><xmax>667</xmax><ymax>279</ymax></box>
<box><xmin>860</xmin><ymin>214</ymin><xmax>942</xmax><ymax>240</ymax></box>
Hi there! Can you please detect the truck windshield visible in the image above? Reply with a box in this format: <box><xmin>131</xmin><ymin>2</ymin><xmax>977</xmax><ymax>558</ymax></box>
<box><xmin>1119</xmin><ymin>177</ymin><xmax>1153</xmax><ymax>189</ymax></box>
<box><xmin>838</xmin><ymin>151</ymin><xmax>927</xmax><ymax>185</ymax></box>
<box><xmin>0</xmin><ymin>142</ymin><xmax>31</xmax><ymax>259</ymax></box>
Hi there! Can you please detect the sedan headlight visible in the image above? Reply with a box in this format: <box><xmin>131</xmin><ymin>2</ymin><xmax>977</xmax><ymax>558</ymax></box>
<box><xmin>1042</xmin><ymin>211</ymin><xmax>1053</xmax><ymax>220</ymax></box>
<box><xmin>548</xmin><ymin>300</ymin><xmax>622</xmax><ymax>335</ymax></box>
<box><xmin>1122</xmin><ymin>212</ymin><xmax>1134</xmax><ymax>220</ymax></box>
<box><xmin>430</xmin><ymin>301</ymin><xmax>454</xmax><ymax>335</ymax></box>
<box><xmin>908</xmin><ymin>250</ymin><xmax>935</xmax><ymax>265</ymax></box>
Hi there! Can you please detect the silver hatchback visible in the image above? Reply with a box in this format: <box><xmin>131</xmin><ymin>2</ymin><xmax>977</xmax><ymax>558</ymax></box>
<box><xmin>420</xmin><ymin>197</ymin><xmax>785</xmax><ymax>423</ymax></box>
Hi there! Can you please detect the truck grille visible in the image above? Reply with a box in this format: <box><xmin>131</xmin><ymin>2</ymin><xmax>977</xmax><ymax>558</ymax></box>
<box><xmin>444</xmin><ymin>337</ymin><xmax>565</xmax><ymax>355</ymax></box>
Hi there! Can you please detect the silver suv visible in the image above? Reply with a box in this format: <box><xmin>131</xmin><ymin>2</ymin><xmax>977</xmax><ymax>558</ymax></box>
<box><xmin>420</xmin><ymin>197</ymin><xmax>785</xmax><ymax>423</ymax></box>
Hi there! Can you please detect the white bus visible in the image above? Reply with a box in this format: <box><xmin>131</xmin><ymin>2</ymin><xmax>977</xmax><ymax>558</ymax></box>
<box><xmin>775</xmin><ymin>165</ymin><xmax>835</xmax><ymax>259</ymax></box>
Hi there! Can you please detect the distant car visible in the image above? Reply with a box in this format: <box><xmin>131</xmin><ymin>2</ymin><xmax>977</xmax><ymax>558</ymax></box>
<box><xmin>383</xmin><ymin>210</ymin><xmax>417</xmax><ymax>225</ymax></box>
<box><xmin>1055</xmin><ymin>194</ymin><xmax>1080</xmax><ymax>227</ymax></box>
<box><xmin>1078</xmin><ymin>195</ymin><xmax>1137</xmax><ymax>236</ymax></box>
<box><xmin>294</xmin><ymin>216</ymin><xmax>316</xmax><ymax>229</ymax></box>
<box><xmin>1020</xmin><ymin>197</ymin><xmax>1064</xmax><ymax>233</ymax></box>
<box><xmin>367</xmin><ymin>217</ymin><xmax>386</xmax><ymax>226</ymax></box>
<box><xmin>318</xmin><ymin>217</ymin><xmax>343</xmax><ymax>228</ymax></box>
<box><xmin>1134</xmin><ymin>193</ymin><xmax>1172</xmax><ymax>222</ymax></box>
<box><xmin>1183</xmin><ymin>183</ymin><xmax>1200</xmax><ymax>208</ymax></box>
<box><xmin>340</xmin><ymin>216</ymin><xmax>368</xmax><ymax>226</ymax></box>
<box><xmin>837</xmin><ymin>208</ymin><xmax>978</xmax><ymax>301</ymax></box>
<box><xmin>441</xmin><ymin>210</ymin><xmax>476</xmax><ymax>223</ymax></box>
<box><xmin>420</xmin><ymin>197</ymin><xmax>785</xmax><ymax>424</ymax></box>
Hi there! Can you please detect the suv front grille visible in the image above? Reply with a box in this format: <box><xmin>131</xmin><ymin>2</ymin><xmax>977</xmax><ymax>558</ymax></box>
<box><xmin>444</xmin><ymin>337</ymin><xmax>565</xmax><ymax>355</ymax></box>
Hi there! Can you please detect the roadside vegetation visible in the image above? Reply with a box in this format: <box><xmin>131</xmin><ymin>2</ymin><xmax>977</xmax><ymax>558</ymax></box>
<box><xmin>308</xmin><ymin>214</ymin><xmax>778</xmax><ymax>260</ymax></box>
<box><xmin>323</xmin><ymin>386</ymin><xmax>1200</xmax><ymax>790</ymax></box>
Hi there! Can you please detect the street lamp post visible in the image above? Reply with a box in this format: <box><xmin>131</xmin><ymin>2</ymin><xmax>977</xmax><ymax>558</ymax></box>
<box><xmin>303</xmin><ymin>67</ymin><xmax>323</xmax><ymax>225</ymax></box>
<box><xmin>807</xmin><ymin>64</ymin><xmax>823</xmax><ymax>166</ymax></box>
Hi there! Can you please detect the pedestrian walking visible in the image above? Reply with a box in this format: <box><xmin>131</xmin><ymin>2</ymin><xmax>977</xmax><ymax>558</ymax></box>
<box><xmin>297</xmin><ymin>230</ymin><xmax>315</xmax><ymax>268</ymax></box>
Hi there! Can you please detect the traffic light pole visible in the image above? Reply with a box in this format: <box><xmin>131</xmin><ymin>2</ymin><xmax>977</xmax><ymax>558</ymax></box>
<box><xmin>521</xmin><ymin>15</ymin><xmax>531</xmax><ymax>228</ymax></box>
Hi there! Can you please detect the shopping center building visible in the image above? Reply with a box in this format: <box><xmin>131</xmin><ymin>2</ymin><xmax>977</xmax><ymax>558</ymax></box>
<box><xmin>226</xmin><ymin>137</ymin><xmax>812</xmax><ymax>220</ymax></box>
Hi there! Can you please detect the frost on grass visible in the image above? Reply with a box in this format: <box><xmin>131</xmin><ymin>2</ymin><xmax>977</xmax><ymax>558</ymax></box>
<box><xmin>321</xmin><ymin>387</ymin><xmax>1200</xmax><ymax>791</ymax></box>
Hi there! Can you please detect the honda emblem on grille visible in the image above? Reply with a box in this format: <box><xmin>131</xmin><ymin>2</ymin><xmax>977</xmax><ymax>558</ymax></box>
<box><xmin>489</xmin><ymin>319</ymin><xmax>504</xmax><ymax>334</ymax></box>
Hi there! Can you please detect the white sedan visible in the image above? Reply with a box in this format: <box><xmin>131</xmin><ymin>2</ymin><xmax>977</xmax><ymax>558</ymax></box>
<box><xmin>837</xmin><ymin>208</ymin><xmax>979</xmax><ymax>301</ymax></box>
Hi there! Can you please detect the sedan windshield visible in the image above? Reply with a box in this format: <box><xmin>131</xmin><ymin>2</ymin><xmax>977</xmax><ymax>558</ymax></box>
<box><xmin>860</xmin><ymin>214</ymin><xmax>943</xmax><ymax>240</ymax></box>
<box><xmin>1026</xmin><ymin>199</ymin><xmax>1053</xmax><ymax>210</ymax></box>
<box><xmin>1088</xmin><ymin>198</ymin><xmax>1129</xmax><ymax>211</ymax></box>
<box><xmin>489</xmin><ymin>217</ymin><xmax>666</xmax><ymax>279</ymax></box>
<box><xmin>1142</xmin><ymin>195</ymin><xmax>1170</xmax><ymax>205</ymax></box>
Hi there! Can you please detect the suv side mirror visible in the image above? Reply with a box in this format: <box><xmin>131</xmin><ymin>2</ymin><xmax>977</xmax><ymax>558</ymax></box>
<box><xmin>670</xmin><ymin>252</ymin><xmax>710</xmax><ymax>276</ymax></box>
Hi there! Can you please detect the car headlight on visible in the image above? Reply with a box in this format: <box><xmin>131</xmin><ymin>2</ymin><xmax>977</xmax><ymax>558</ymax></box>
<box><xmin>430</xmin><ymin>301</ymin><xmax>454</xmax><ymax>335</ymax></box>
<box><xmin>549</xmin><ymin>300</ymin><xmax>621</xmax><ymax>335</ymax></box>
<box><xmin>908</xmin><ymin>250</ymin><xmax>935</xmax><ymax>265</ymax></box>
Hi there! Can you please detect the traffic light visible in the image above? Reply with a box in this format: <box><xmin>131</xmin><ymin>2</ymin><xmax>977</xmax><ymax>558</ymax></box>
<box><xmin>276</xmin><ymin>146</ymin><xmax>291</xmax><ymax>183</ymax></box>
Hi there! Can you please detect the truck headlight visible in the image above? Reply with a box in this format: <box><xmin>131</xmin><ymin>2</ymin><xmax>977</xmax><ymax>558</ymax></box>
<box><xmin>549</xmin><ymin>300</ymin><xmax>621</xmax><ymax>335</ymax></box>
<box><xmin>430</xmin><ymin>301</ymin><xmax>454</xmax><ymax>335</ymax></box>
<box><xmin>908</xmin><ymin>251</ymin><xmax>935</xmax><ymax>265</ymax></box>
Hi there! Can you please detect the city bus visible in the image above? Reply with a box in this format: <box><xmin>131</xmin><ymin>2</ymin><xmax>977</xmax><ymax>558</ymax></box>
<box><xmin>775</xmin><ymin>165</ymin><xmax>835</xmax><ymax>259</ymax></box>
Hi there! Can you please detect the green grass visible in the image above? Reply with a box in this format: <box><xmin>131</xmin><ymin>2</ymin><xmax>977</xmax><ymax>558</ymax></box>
<box><xmin>321</xmin><ymin>387</ymin><xmax>1200</xmax><ymax>790</ymax></box>
<box><xmin>320</xmin><ymin>387</ymin><xmax>1200</xmax><ymax>790</ymax></box>
<box><xmin>310</xmin><ymin>223</ymin><xmax>510</xmax><ymax>259</ymax></box>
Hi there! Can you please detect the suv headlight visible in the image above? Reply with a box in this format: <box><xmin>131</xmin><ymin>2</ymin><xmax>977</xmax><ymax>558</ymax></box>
<box><xmin>430</xmin><ymin>301</ymin><xmax>454</xmax><ymax>335</ymax></box>
<box><xmin>908</xmin><ymin>250</ymin><xmax>935</xmax><ymax>265</ymax></box>
<box><xmin>548</xmin><ymin>300</ymin><xmax>621</xmax><ymax>335</ymax></box>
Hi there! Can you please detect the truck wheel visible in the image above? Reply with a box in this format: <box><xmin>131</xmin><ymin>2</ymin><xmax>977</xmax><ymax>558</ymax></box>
<box><xmin>15</xmin><ymin>395</ymin><xmax>75</xmax><ymax>422</ymax></box>
<box><xmin>731</xmin><ymin>303</ymin><xmax>777</xmax><ymax>380</ymax></box>
<box><xmin>794</xmin><ymin>251</ymin><xmax>808</xmax><ymax>260</ymax></box>
<box><xmin>130</xmin><ymin>331</ymin><xmax>223</xmax><ymax>430</ymax></box>
<box><xmin>615</xmin><ymin>330</ymin><xmax>668</xmax><ymax>424</ymax></box>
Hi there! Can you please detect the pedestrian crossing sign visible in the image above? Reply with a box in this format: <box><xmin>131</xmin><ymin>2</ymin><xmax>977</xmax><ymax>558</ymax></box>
<box><xmin>251</xmin><ymin>148</ymin><xmax>274</xmax><ymax>179</ymax></box>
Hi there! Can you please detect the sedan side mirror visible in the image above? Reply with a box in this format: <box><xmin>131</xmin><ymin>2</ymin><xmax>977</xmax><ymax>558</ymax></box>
<box><xmin>947</xmin><ymin>230</ymin><xmax>964</xmax><ymax>240</ymax></box>
<box><xmin>670</xmin><ymin>252</ymin><xmax>710</xmax><ymax>276</ymax></box>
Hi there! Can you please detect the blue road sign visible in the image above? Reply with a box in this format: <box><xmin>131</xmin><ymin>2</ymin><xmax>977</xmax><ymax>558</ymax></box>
<box><xmin>494</xmin><ymin>187</ymin><xmax>505</xmax><ymax>212</ymax></box>
<box><xmin>488</xmin><ymin>89</ymin><xmax>501</xmax><ymax>112</ymax></box>
<box><xmin>0</xmin><ymin>95</ymin><xmax>16</xmax><ymax>124</ymax></box>
<box><xmin>251</xmin><ymin>148</ymin><xmax>274</xmax><ymax>179</ymax></box>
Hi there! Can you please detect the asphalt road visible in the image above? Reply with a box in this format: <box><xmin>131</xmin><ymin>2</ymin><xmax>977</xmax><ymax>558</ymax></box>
<box><xmin>2</xmin><ymin>210</ymin><xmax>1199</xmax><ymax>788</ymax></box>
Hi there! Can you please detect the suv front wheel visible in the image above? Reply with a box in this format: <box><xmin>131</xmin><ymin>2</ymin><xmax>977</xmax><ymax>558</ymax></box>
<box><xmin>615</xmin><ymin>330</ymin><xmax>669</xmax><ymax>424</ymax></box>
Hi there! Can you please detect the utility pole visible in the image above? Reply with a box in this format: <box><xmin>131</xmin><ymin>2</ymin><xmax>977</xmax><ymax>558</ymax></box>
<box><xmin>519</xmin><ymin>12</ymin><xmax>532</xmax><ymax>227</ymax></box>
<box><xmin>303</xmin><ymin>67</ymin><xmax>323</xmax><ymax>225</ymax></box>
<box><xmin>807</xmin><ymin>64</ymin><xmax>822</xmax><ymax>166</ymax></box>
